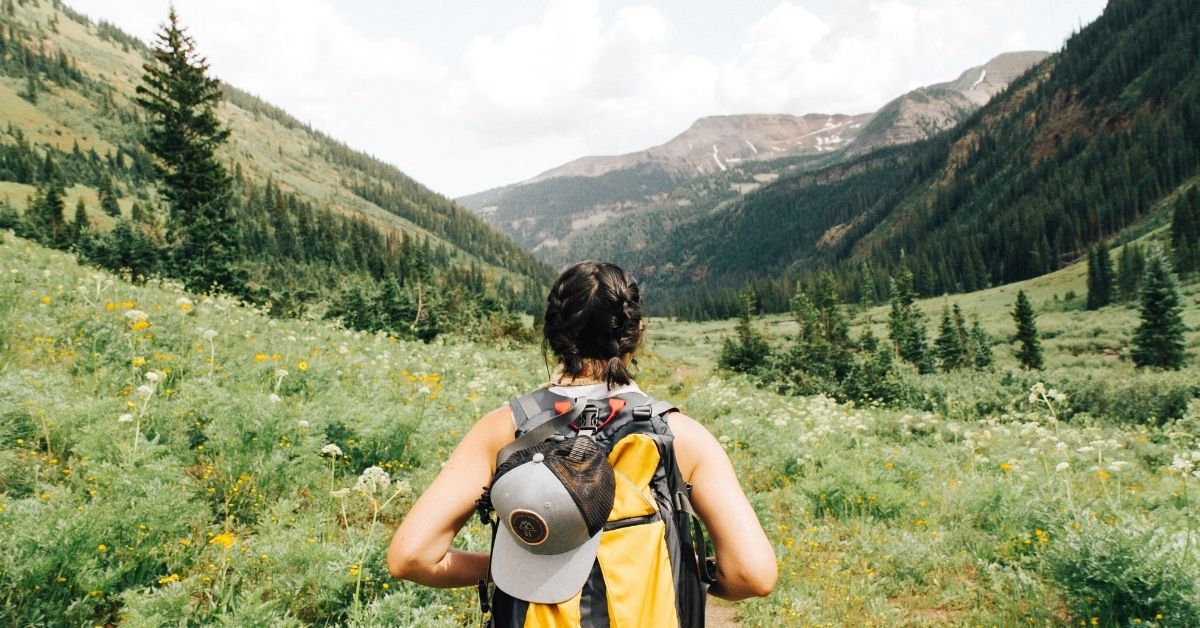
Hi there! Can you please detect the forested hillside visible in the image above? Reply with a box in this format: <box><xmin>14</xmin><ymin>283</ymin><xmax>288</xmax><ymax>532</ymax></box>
<box><xmin>622</xmin><ymin>0</ymin><xmax>1200</xmax><ymax>319</ymax></box>
<box><xmin>0</xmin><ymin>0</ymin><xmax>551</xmax><ymax>338</ymax></box>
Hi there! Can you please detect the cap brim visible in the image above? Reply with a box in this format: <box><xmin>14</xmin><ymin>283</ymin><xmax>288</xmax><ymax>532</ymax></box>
<box><xmin>491</xmin><ymin>525</ymin><xmax>602</xmax><ymax>604</ymax></box>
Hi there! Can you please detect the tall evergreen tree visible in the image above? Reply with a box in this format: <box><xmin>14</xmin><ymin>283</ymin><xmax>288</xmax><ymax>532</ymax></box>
<box><xmin>1116</xmin><ymin>244</ymin><xmax>1147</xmax><ymax>302</ymax></box>
<box><xmin>887</xmin><ymin>263</ymin><xmax>932</xmax><ymax>373</ymax></box>
<box><xmin>718</xmin><ymin>288</ymin><xmax>770</xmax><ymax>373</ymax></box>
<box><xmin>1012</xmin><ymin>290</ymin><xmax>1043</xmax><ymax>370</ymax></box>
<box><xmin>136</xmin><ymin>8</ymin><xmax>242</xmax><ymax>294</ymax></box>
<box><xmin>935</xmin><ymin>303</ymin><xmax>968</xmax><ymax>371</ymax></box>
<box><xmin>1171</xmin><ymin>186</ymin><xmax>1200</xmax><ymax>275</ymax></box>
<box><xmin>29</xmin><ymin>154</ymin><xmax>66</xmax><ymax>247</ymax></box>
<box><xmin>1131</xmin><ymin>254</ymin><xmax>1187</xmax><ymax>369</ymax></box>
<box><xmin>98</xmin><ymin>176</ymin><xmax>121</xmax><ymax>217</ymax></box>
<box><xmin>70</xmin><ymin>197</ymin><xmax>89</xmax><ymax>243</ymax></box>
<box><xmin>969</xmin><ymin>316</ymin><xmax>993</xmax><ymax>369</ymax></box>
<box><xmin>1086</xmin><ymin>241</ymin><xmax>1115</xmax><ymax>309</ymax></box>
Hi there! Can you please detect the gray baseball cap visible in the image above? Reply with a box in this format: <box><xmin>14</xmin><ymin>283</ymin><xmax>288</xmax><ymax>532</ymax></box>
<box><xmin>489</xmin><ymin>436</ymin><xmax>616</xmax><ymax>604</ymax></box>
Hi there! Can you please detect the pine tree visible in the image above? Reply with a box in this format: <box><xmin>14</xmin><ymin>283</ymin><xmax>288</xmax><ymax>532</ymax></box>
<box><xmin>1086</xmin><ymin>242</ymin><xmax>1115</xmax><ymax>309</ymax></box>
<box><xmin>935</xmin><ymin>303</ymin><xmax>969</xmax><ymax>371</ymax></box>
<box><xmin>969</xmin><ymin>317</ymin><xmax>993</xmax><ymax>369</ymax></box>
<box><xmin>29</xmin><ymin>154</ymin><xmax>66</xmax><ymax>247</ymax></box>
<box><xmin>1012</xmin><ymin>290</ymin><xmax>1043</xmax><ymax>370</ymax></box>
<box><xmin>718</xmin><ymin>288</ymin><xmax>770</xmax><ymax>373</ymax></box>
<box><xmin>70</xmin><ymin>197</ymin><xmax>88</xmax><ymax>243</ymax></box>
<box><xmin>98</xmin><ymin>176</ymin><xmax>121</xmax><ymax>217</ymax></box>
<box><xmin>136</xmin><ymin>8</ymin><xmax>242</xmax><ymax>294</ymax></box>
<box><xmin>887</xmin><ymin>264</ymin><xmax>932</xmax><ymax>373</ymax></box>
<box><xmin>1131</xmin><ymin>253</ymin><xmax>1187</xmax><ymax>369</ymax></box>
<box><xmin>1171</xmin><ymin>186</ymin><xmax>1200</xmax><ymax>275</ymax></box>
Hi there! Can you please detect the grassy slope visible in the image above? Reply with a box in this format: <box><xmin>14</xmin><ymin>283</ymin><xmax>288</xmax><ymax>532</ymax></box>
<box><xmin>3</xmin><ymin>2</ymin><xmax>540</xmax><ymax>286</ymax></box>
<box><xmin>3</xmin><ymin>221</ymin><xmax>1199</xmax><ymax>625</ymax></box>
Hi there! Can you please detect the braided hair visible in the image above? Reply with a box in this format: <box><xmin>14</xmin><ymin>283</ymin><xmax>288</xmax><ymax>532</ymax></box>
<box><xmin>543</xmin><ymin>261</ymin><xmax>643</xmax><ymax>389</ymax></box>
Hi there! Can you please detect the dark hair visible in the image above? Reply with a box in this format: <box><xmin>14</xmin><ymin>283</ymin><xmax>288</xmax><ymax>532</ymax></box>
<box><xmin>543</xmin><ymin>261</ymin><xmax>643</xmax><ymax>388</ymax></box>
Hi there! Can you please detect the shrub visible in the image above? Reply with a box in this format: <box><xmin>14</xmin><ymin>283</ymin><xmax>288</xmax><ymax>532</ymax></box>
<box><xmin>1044</xmin><ymin>517</ymin><xmax>1200</xmax><ymax>626</ymax></box>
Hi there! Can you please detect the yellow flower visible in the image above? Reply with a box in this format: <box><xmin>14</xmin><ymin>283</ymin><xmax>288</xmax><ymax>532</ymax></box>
<box><xmin>97</xmin><ymin>544</ymin><xmax>107</xmax><ymax>553</ymax></box>
<box><xmin>105</xmin><ymin>301</ymin><xmax>116</xmax><ymax>311</ymax></box>
<box><xmin>209</xmin><ymin>532</ymin><xmax>236</xmax><ymax>548</ymax></box>
<box><xmin>254</xmin><ymin>354</ymin><xmax>268</xmax><ymax>362</ymax></box>
<box><xmin>121</xmin><ymin>300</ymin><xmax>136</xmax><ymax>309</ymax></box>
<box><xmin>130</xmin><ymin>320</ymin><xmax>150</xmax><ymax>332</ymax></box>
<box><xmin>271</xmin><ymin>353</ymin><xmax>282</xmax><ymax>361</ymax></box>
<box><xmin>999</xmin><ymin>463</ymin><xmax>1013</xmax><ymax>472</ymax></box>
<box><xmin>1095</xmin><ymin>469</ymin><xmax>1112</xmax><ymax>480</ymax></box>
<box><xmin>131</xmin><ymin>356</ymin><xmax>147</xmax><ymax>367</ymax></box>
<box><xmin>157</xmin><ymin>573</ymin><xmax>180</xmax><ymax>585</ymax></box>
<box><xmin>297</xmin><ymin>361</ymin><xmax>308</xmax><ymax>372</ymax></box>
<box><xmin>40</xmin><ymin>295</ymin><xmax>51</xmax><ymax>305</ymax></box>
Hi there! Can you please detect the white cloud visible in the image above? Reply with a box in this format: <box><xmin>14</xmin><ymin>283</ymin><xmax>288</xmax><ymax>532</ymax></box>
<box><xmin>63</xmin><ymin>0</ymin><xmax>1106</xmax><ymax>196</ymax></box>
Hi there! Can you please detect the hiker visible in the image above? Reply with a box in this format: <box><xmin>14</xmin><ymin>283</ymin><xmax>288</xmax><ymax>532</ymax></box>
<box><xmin>388</xmin><ymin>260</ymin><xmax>776</xmax><ymax>625</ymax></box>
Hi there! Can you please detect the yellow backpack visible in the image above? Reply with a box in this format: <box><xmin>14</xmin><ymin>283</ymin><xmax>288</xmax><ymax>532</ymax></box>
<box><xmin>477</xmin><ymin>390</ymin><xmax>715</xmax><ymax>627</ymax></box>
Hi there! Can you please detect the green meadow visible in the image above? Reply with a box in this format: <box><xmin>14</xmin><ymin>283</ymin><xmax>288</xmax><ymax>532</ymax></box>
<box><xmin>2</xmin><ymin>231</ymin><xmax>1198</xmax><ymax>626</ymax></box>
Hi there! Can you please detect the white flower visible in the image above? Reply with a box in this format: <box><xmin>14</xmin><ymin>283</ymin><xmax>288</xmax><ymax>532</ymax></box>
<box><xmin>176</xmin><ymin>296</ymin><xmax>193</xmax><ymax>307</ymax></box>
<box><xmin>274</xmin><ymin>369</ymin><xmax>288</xmax><ymax>379</ymax></box>
<box><xmin>1055</xmin><ymin>462</ymin><xmax>1070</xmax><ymax>472</ymax></box>
<box><xmin>1107</xmin><ymin>460</ymin><xmax>1129</xmax><ymax>473</ymax></box>
<box><xmin>1171</xmin><ymin>457</ymin><xmax>1195</xmax><ymax>473</ymax></box>
<box><xmin>268</xmin><ymin>393</ymin><xmax>282</xmax><ymax>404</ymax></box>
<box><xmin>124</xmin><ymin>309</ymin><xmax>148</xmax><ymax>322</ymax></box>
<box><xmin>1055</xmin><ymin>442</ymin><xmax>1068</xmax><ymax>451</ymax></box>
<box><xmin>136</xmin><ymin>384</ymin><xmax>154</xmax><ymax>397</ymax></box>
<box><xmin>1076</xmin><ymin>446</ymin><xmax>1095</xmax><ymax>454</ymax></box>
<box><xmin>1048</xmin><ymin>389</ymin><xmax>1067</xmax><ymax>403</ymax></box>
<box><xmin>144</xmin><ymin>371</ymin><xmax>160</xmax><ymax>382</ymax></box>
<box><xmin>297</xmin><ymin>420</ymin><xmax>310</xmax><ymax>428</ymax></box>
<box><xmin>118</xmin><ymin>413</ymin><xmax>134</xmax><ymax>423</ymax></box>
<box><xmin>201</xmin><ymin>329</ymin><xmax>218</xmax><ymax>340</ymax></box>
<box><xmin>337</xmin><ymin>345</ymin><xmax>349</xmax><ymax>354</ymax></box>
<box><xmin>330</xmin><ymin>488</ymin><xmax>351</xmax><ymax>499</ymax></box>
<box><xmin>320</xmin><ymin>443</ymin><xmax>343</xmax><ymax>457</ymax></box>
<box><xmin>355</xmin><ymin>466</ymin><xmax>391</xmax><ymax>494</ymax></box>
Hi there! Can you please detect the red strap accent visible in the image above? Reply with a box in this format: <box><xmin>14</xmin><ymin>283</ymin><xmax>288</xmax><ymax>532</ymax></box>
<box><xmin>554</xmin><ymin>400</ymin><xmax>572</xmax><ymax>415</ymax></box>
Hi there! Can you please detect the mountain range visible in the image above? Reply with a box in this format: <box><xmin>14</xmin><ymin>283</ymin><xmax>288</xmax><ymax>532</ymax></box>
<box><xmin>458</xmin><ymin>51</ymin><xmax>1048</xmax><ymax>257</ymax></box>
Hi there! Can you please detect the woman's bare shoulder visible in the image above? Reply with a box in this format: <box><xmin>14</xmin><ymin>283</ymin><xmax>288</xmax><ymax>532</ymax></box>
<box><xmin>664</xmin><ymin>411</ymin><xmax>722</xmax><ymax>481</ymax></box>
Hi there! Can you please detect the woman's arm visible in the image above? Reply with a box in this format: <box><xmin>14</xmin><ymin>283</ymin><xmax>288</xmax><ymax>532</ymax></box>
<box><xmin>669</xmin><ymin>412</ymin><xmax>777</xmax><ymax>600</ymax></box>
<box><xmin>386</xmin><ymin>405</ymin><xmax>514</xmax><ymax>587</ymax></box>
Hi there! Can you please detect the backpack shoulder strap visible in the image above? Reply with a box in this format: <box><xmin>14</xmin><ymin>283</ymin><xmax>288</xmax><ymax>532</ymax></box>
<box><xmin>497</xmin><ymin>396</ymin><xmax>586</xmax><ymax>467</ymax></box>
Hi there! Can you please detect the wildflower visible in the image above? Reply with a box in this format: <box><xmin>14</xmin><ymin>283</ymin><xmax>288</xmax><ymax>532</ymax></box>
<box><xmin>1056</xmin><ymin>461</ymin><xmax>1070</xmax><ymax>472</ymax></box>
<box><xmin>331</xmin><ymin>488</ymin><xmax>352</xmax><ymax>499</ymax></box>
<box><xmin>97</xmin><ymin>544</ymin><xmax>107</xmax><ymax>553</ymax></box>
<box><xmin>145</xmin><ymin>371</ymin><xmax>160</xmax><ymax>383</ymax></box>
<box><xmin>274</xmin><ymin>369</ymin><xmax>288</xmax><ymax>379</ymax></box>
<box><xmin>201</xmin><ymin>329</ymin><xmax>218</xmax><ymax>340</ymax></box>
<box><xmin>355</xmin><ymin>466</ymin><xmax>391</xmax><ymax>494</ymax></box>
<box><xmin>40</xmin><ymin>295</ymin><xmax>51</xmax><ymax>305</ymax></box>
<box><xmin>1171</xmin><ymin>456</ymin><xmax>1195</xmax><ymax>473</ymax></box>
<box><xmin>209</xmin><ymin>533</ymin><xmax>236</xmax><ymax>549</ymax></box>
<box><xmin>176</xmin><ymin>296</ymin><xmax>194</xmax><ymax>312</ymax></box>
<box><xmin>158</xmin><ymin>573</ymin><xmax>180</xmax><ymax>585</ymax></box>
<box><xmin>124</xmin><ymin>309</ymin><xmax>148</xmax><ymax>322</ymax></box>
<box><xmin>999</xmin><ymin>462</ymin><xmax>1014</xmax><ymax>472</ymax></box>
<box><xmin>136</xmin><ymin>384</ymin><xmax>154</xmax><ymax>397</ymax></box>
<box><xmin>1095</xmin><ymin>469</ymin><xmax>1112</xmax><ymax>480</ymax></box>
<box><xmin>321</xmin><ymin>443</ymin><xmax>343</xmax><ymax>458</ymax></box>
<box><xmin>338</xmin><ymin>345</ymin><xmax>349</xmax><ymax>354</ymax></box>
<box><xmin>269</xmin><ymin>393</ymin><xmax>282</xmax><ymax>404</ymax></box>
<box><xmin>117</xmin><ymin>414</ymin><xmax>133</xmax><ymax>423</ymax></box>
<box><xmin>297</xmin><ymin>361</ymin><xmax>308</xmax><ymax>372</ymax></box>
<box><xmin>297</xmin><ymin>419</ymin><xmax>310</xmax><ymax>428</ymax></box>
<box><xmin>131</xmin><ymin>356</ymin><xmax>146</xmax><ymax>367</ymax></box>
<box><xmin>130</xmin><ymin>320</ymin><xmax>151</xmax><ymax>332</ymax></box>
<box><xmin>1107</xmin><ymin>460</ymin><xmax>1129</xmax><ymax>473</ymax></box>
<box><xmin>254</xmin><ymin>353</ymin><xmax>268</xmax><ymax>362</ymax></box>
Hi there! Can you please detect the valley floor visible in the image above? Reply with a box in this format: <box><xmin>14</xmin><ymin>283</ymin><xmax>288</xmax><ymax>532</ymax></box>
<box><xmin>1</xmin><ymin>233</ymin><xmax>1198</xmax><ymax>626</ymax></box>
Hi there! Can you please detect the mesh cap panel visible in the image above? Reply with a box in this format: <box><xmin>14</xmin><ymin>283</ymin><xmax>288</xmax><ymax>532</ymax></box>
<box><xmin>494</xmin><ymin>435</ymin><xmax>615</xmax><ymax>536</ymax></box>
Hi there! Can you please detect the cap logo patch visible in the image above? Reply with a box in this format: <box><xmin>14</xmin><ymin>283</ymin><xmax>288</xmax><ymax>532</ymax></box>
<box><xmin>509</xmin><ymin>509</ymin><xmax>549</xmax><ymax>545</ymax></box>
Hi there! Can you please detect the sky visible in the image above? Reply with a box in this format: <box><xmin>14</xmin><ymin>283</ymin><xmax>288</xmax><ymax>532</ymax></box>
<box><xmin>65</xmin><ymin>1</ymin><xmax>1108</xmax><ymax>197</ymax></box>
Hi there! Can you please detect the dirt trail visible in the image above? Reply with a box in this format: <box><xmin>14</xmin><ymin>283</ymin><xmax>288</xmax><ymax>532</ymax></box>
<box><xmin>706</xmin><ymin>598</ymin><xmax>740</xmax><ymax>627</ymax></box>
